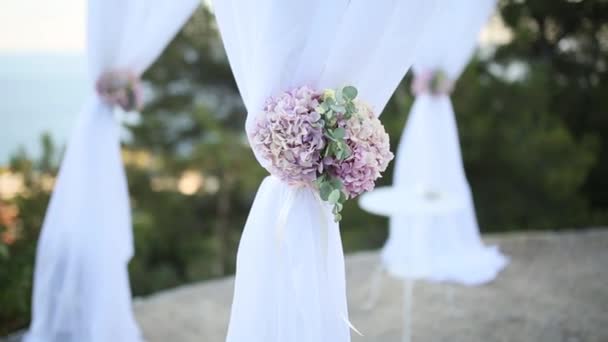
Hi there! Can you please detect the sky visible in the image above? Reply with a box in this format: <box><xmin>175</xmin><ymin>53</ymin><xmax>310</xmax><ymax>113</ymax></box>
<box><xmin>0</xmin><ymin>0</ymin><xmax>87</xmax><ymax>163</ymax></box>
<box><xmin>0</xmin><ymin>0</ymin><xmax>85</xmax><ymax>54</ymax></box>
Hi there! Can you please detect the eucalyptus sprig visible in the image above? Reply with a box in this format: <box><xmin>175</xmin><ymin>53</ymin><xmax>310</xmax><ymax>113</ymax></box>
<box><xmin>315</xmin><ymin>174</ymin><xmax>348</xmax><ymax>222</ymax></box>
<box><xmin>317</xmin><ymin>85</ymin><xmax>358</xmax><ymax>162</ymax></box>
<box><xmin>315</xmin><ymin>85</ymin><xmax>359</xmax><ymax>221</ymax></box>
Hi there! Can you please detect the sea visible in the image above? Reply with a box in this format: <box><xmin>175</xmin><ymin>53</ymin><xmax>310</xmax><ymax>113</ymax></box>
<box><xmin>0</xmin><ymin>53</ymin><xmax>87</xmax><ymax>164</ymax></box>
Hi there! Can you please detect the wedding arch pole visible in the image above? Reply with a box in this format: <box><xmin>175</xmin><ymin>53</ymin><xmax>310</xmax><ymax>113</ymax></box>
<box><xmin>212</xmin><ymin>0</ymin><xmax>439</xmax><ymax>341</ymax></box>
<box><xmin>24</xmin><ymin>1</ymin><xmax>198</xmax><ymax>341</ymax></box>
<box><xmin>383</xmin><ymin>0</ymin><xmax>508</xmax><ymax>286</ymax></box>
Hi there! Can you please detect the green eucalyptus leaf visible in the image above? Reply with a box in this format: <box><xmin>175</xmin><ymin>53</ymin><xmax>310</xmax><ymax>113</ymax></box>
<box><xmin>329</xmin><ymin>178</ymin><xmax>343</xmax><ymax>190</ymax></box>
<box><xmin>335</xmin><ymin>88</ymin><xmax>344</xmax><ymax>102</ymax></box>
<box><xmin>343</xmin><ymin>86</ymin><xmax>358</xmax><ymax>100</ymax></box>
<box><xmin>320</xmin><ymin>182</ymin><xmax>332</xmax><ymax>200</ymax></box>
<box><xmin>342</xmin><ymin>146</ymin><xmax>351</xmax><ymax>159</ymax></box>
<box><xmin>333</xmin><ymin>127</ymin><xmax>345</xmax><ymax>139</ymax></box>
<box><xmin>334</xmin><ymin>213</ymin><xmax>342</xmax><ymax>222</ymax></box>
<box><xmin>346</xmin><ymin>102</ymin><xmax>356</xmax><ymax>113</ymax></box>
<box><xmin>331</xmin><ymin>104</ymin><xmax>346</xmax><ymax>113</ymax></box>
<box><xmin>328</xmin><ymin>189</ymin><xmax>341</xmax><ymax>204</ymax></box>
<box><xmin>313</xmin><ymin>177</ymin><xmax>322</xmax><ymax>188</ymax></box>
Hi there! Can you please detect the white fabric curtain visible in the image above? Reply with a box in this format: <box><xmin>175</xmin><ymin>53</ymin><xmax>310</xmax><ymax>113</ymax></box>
<box><xmin>383</xmin><ymin>0</ymin><xmax>508</xmax><ymax>285</ymax></box>
<box><xmin>24</xmin><ymin>1</ymin><xmax>199</xmax><ymax>341</ymax></box>
<box><xmin>213</xmin><ymin>1</ymin><xmax>439</xmax><ymax>341</ymax></box>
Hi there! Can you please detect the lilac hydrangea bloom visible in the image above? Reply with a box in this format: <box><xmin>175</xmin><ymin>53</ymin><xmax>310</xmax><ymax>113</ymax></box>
<box><xmin>250</xmin><ymin>86</ymin><xmax>326</xmax><ymax>185</ymax></box>
<box><xmin>252</xmin><ymin>85</ymin><xmax>393</xmax><ymax>215</ymax></box>
<box><xmin>329</xmin><ymin>102</ymin><xmax>394</xmax><ymax>198</ymax></box>
<box><xmin>95</xmin><ymin>70</ymin><xmax>143</xmax><ymax>112</ymax></box>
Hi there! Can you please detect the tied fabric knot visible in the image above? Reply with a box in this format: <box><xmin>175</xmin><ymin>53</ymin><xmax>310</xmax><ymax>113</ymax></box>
<box><xmin>275</xmin><ymin>181</ymin><xmax>310</xmax><ymax>245</ymax></box>
<box><xmin>411</xmin><ymin>70</ymin><xmax>454</xmax><ymax>96</ymax></box>
<box><xmin>96</xmin><ymin>70</ymin><xmax>143</xmax><ymax>112</ymax></box>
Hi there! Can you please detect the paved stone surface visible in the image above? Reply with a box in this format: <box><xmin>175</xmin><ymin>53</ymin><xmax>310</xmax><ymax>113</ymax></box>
<box><xmin>4</xmin><ymin>229</ymin><xmax>608</xmax><ymax>341</ymax></box>
<box><xmin>133</xmin><ymin>229</ymin><xmax>608</xmax><ymax>342</ymax></box>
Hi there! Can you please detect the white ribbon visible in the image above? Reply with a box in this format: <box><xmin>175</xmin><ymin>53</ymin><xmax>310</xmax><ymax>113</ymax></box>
<box><xmin>274</xmin><ymin>184</ymin><xmax>362</xmax><ymax>336</ymax></box>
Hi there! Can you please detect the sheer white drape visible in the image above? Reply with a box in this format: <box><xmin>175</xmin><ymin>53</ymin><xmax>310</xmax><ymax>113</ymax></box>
<box><xmin>213</xmin><ymin>1</ymin><xmax>438</xmax><ymax>341</ymax></box>
<box><xmin>383</xmin><ymin>0</ymin><xmax>508</xmax><ymax>285</ymax></box>
<box><xmin>24</xmin><ymin>1</ymin><xmax>198</xmax><ymax>341</ymax></box>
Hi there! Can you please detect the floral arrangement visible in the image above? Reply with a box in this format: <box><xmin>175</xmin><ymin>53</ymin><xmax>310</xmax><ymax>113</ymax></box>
<box><xmin>96</xmin><ymin>70</ymin><xmax>143</xmax><ymax>112</ymax></box>
<box><xmin>411</xmin><ymin>69</ymin><xmax>454</xmax><ymax>96</ymax></box>
<box><xmin>251</xmin><ymin>85</ymin><xmax>393</xmax><ymax>221</ymax></box>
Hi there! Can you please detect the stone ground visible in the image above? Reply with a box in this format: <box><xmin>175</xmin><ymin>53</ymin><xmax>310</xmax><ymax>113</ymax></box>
<box><xmin>4</xmin><ymin>229</ymin><xmax>608</xmax><ymax>341</ymax></box>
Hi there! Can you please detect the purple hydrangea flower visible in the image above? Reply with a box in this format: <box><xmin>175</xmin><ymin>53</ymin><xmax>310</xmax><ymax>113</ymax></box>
<box><xmin>251</xmin><ymin>85</ymin><xmax>393</xmax><ymax>204</ymax></box>
<box><xmin>250</xmin><ymin>86</ymin><xmax>325</xmax><ymax>185</ymax></box>
<box><xmin>329</xmin><ymin>102</ymin><xmax>394</xmax><ymax>198</ymax></box>
<box><xmin>95</xmin><ymin>70</ymin><xmax>143</xmax><ymax>112</ymax></box>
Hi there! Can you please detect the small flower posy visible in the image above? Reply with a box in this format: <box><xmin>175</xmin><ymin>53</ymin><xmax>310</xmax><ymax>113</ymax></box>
<box><xmin>96</xmin><ymin>70</ymin><xmax>143</xmax><ymax>112</ymax></box>
<box><xmin>251</xmin><ymin>85</ymin><xmax>394</xmax><ymax>221</ymax></box>
<box><xmin>411</xmin><ymin>69</ymin><xmax>454</xmax><ymax>96</ymax></box>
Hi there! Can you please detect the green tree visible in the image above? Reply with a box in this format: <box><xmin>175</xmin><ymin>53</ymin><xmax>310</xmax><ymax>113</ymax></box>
<box><xmin>0</xmin><ymin>135</ymin><xmax>55</xmax><ymax>334</ymax></box>
<box><xmin>456</xmin><ymin>59</ymin><xmax>598</xmax><ymax>230</ymax></box>
<box><xmin>126</xmin><ymin>6</ymin><xmax>264</xmax><ymax>294</ymax></box>
<box><xmin>497</xmin><ymin>0</ymin><xmax>608</xmax><ymax>211</ymax></box>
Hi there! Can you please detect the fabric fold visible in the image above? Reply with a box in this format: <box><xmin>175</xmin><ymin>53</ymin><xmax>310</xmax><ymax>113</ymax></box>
<box><xmin>214</xmin><ymin>1</ymin><xmax>439</xmax><ymax>341</ymax></box>
<box><xmin>384</xmin><ymin>0</ymin><xmax>509</xmax><ymax>285</ymax></box>
<box><xmin>25</xmin><ymin>1</ymin><xmax>199</xmax><ymax>341</ymax></box>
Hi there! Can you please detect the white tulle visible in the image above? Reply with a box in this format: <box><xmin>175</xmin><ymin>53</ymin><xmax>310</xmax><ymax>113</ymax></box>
<box><xmin>24</xmin><ymin>1</ymin><xmax>198</xmax><ymax>341</ymax></box>
<box><xmin>212</xmin><ymin>0</ymin><xmax>439</xmax><ymax>341</ymax></box>
<box><xmin>382</xmin><ymin>0</ymin><xmax>508</xmax><ymax>285</ymax></box>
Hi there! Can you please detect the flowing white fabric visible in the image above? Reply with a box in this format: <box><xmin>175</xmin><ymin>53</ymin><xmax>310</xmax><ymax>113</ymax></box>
<box><xmin>383</xmin><ymin>0</ymin><xmax>508</xmax><ymax>285</ymax></box>
<box><xmin>212</xmin><ymin>1</ymin><xmax>439</xmax><ymax>341</ymax></box>
<box><xmin>24</xmin><ymin>1</ymin><xmax>198</xmax><ymax>341</ymax></box>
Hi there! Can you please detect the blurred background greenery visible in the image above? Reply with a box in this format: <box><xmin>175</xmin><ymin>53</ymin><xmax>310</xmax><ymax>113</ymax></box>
<box><xmin>1</xmin><ymin>0</ymin><xmax>607</xmax><ymax>334</ymax></box>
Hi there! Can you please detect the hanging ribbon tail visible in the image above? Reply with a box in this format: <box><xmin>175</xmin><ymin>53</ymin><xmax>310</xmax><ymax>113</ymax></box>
<box><xmin>342</xmin><ymin>315</ymin><xmax>364</xmax><ymax>336</ymax></box>
<box><xmin>321</xmin><ymin>195</ymin><xmax>363</xmax><ymax>337</ymax></box>
<box><xmin>25</xmin><ymin>96</ymin><xmax>140</xmax><ymax>342</ymax></box>
<box><xmin>273</xmin><ymin>183</ymin><xmax>361</xmax><ymax>339</ymax></box>
<box><xmin>314</xmin><ymin>191</ymin><xmax>363</xmax><ymax>336</ymax></box>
